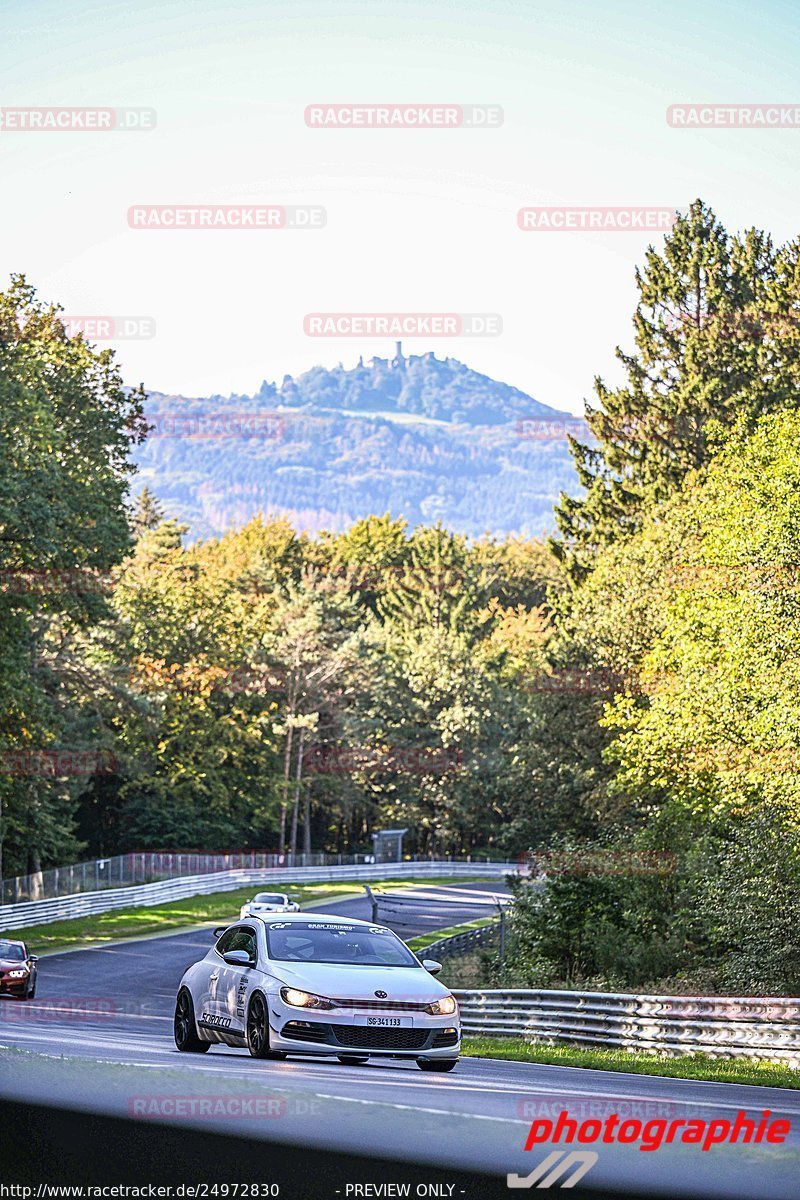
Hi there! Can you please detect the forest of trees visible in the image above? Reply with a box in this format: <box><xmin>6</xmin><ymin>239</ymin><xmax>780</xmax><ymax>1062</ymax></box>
<box><xmin>138</xmin><ymin>354</ymin><xmax>578</xmax><ymax>541</ymax></box>
<box><xmin>0</xmin><ymin>273</ymin><xmax>562</xmax><ymax>875</ymax></box>
<box><xmin>3</xmin><ymin>197</ymin><xmax>800</xmax><ymax>992</ymax></box>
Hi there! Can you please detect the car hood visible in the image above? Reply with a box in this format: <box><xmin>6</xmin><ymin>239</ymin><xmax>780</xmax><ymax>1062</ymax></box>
<box><xmin>0</xmin><ymin>959</ymin><xmax>26</xmax><ymax>970</ymax></box>
<box><xmin>266</xmin><ymin>961</ymin><xmax>450</xmax><ymax>1002</ymax></box>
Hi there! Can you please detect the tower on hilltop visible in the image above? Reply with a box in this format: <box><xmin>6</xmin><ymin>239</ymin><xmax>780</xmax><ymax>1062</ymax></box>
<box><xmin>391</xmin><ymin>340</ymin><xmax>405</xmax><ymax>369</ymax></box>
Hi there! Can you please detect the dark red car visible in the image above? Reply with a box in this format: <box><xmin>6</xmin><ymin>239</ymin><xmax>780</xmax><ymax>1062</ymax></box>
<box><xmin>0</xmin><ymin>939</ymin><xmax>38</xmax><ymax>999</ymax></box>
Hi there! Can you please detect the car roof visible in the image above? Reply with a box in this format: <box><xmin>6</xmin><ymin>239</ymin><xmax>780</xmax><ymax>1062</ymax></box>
<box><xmin>0</xmin><ymin>938</ymin><xmax>25</xmax><ymax>949</ymax></box>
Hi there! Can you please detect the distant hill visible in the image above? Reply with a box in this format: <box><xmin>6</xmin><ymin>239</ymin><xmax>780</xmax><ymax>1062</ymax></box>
<box><xmin>133</xmin><ymin>347</ymin><xmax>584</xmax><ymax>540</ymax></box>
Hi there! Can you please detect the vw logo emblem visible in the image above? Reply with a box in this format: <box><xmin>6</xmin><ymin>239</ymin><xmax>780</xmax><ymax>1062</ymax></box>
<box><xmin>375</xmin><ymin>990</ymin><xmax>388</xmax><ymax>999</ymax></box>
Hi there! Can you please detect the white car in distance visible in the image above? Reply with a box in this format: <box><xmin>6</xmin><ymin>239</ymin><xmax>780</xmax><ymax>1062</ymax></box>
<box><xmin>239</xmin><ymin>892</ymin><xmax>299</xmax><ymax>918</ymax></box>
<box><xmin>174</xmin><ymin>913</ymin><xmax>460</xmax><ymax>1071</ymax></box>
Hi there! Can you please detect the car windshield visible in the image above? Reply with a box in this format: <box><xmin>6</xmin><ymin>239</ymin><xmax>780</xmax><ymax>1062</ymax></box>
<box><xmin>265</xmin><ymin>921</ymin><xmax>420</xmax><ymax>967</ymax></box>
<box><xmin>254</xmin><ymin>894</ymin><xmax>286</xmax><ymax>904</ymax></box>
<box><xmin>0</xmin><ymin>941</ymin><xmax>25</xmax><ymax>961</ymax></box>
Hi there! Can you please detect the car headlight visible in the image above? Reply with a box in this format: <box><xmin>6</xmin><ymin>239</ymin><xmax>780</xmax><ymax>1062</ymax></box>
<box><xmin>280</xmin><ymin>986</ymin><xmax>336</xmax><ymax>1010</ymax></box>
<box><xmin>8</xmin><ymin>969</ymin><xmax>28</xmax><ymax>979</ymax></box>
<box><xmin>426</xmin><ymin>994</ymin><xmax>457</xmax><ymax>1016</ymax></box>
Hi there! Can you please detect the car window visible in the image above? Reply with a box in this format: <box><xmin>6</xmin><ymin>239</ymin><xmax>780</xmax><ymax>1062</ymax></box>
<box><xmin>0</xmin><ymin>941</ymin><xmax>25</xmax><ymax>962</ymax></box>
<box><xmin>254</xmin><ymin>894</ymin><xmax>284</xmax><ymax>904</ymax></box>
<box><xmin>216</xmin><ymin>926</ymin><xmax>258</xmax><ymax>962</ymax></box>
<box><xmin>265</xmin><ymin>921</ymin><xmax>419</xmax><ymax>967</ymax></box>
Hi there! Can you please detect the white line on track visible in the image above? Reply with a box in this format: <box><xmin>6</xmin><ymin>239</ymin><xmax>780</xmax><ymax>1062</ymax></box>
<box><xmin>312</xmin><ymin>1093</ymin><xmax>527</xmax><ymax>1123</ymax></box>
<box><xmin>1</xmin><ymin>1006</ymin><xmax>171</xmax><ymax>1021</ymax></box>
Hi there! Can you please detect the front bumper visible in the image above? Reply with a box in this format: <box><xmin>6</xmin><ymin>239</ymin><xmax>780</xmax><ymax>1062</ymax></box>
<box><xmin>269</xmin><ymin>1005</ymin><xmax>461</xmax><ymax>1057</ymax></box>
<box><xmin>0</xmin><ymin>976</ymin><xmax>30</xmax><ymax>996</ymax></box>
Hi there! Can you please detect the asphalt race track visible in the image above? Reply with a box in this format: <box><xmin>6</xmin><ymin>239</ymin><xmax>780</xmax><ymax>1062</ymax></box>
<box><xmin>1</xmin><ymin>883</ymin><xmax>799</xmax><ymax>1199</ymax></box>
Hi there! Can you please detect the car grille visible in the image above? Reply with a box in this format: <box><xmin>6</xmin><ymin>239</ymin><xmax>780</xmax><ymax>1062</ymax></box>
<box><xmin>334</xmin><ymin>1025</ymin><xmax>430</xmax><ymax>1050</ymax></box>
<box><xmin>282</xmin><ymin>1021</ymin><xmax>331</xmax><ymax>1043</ymax></box>
<box><xmin>280</xmin><ymin>1021</ymin><xmax>431</xmax><ymax>1050</ymax></box>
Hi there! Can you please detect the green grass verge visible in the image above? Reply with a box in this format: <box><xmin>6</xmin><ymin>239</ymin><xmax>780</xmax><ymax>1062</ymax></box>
<box><xmin>8</xmin><ymin>876</ymin><xmax>496</xmax><ymax>956</ymax></box>
<box><xmin>462</xmin><ymin>1036</ymin><xmax>800</xmax><ymax>1089</ymax></box>
<box><xmin>408</xmin><ymin>915</ymin><xmax>498</xmax><ymax>953</ymax></box>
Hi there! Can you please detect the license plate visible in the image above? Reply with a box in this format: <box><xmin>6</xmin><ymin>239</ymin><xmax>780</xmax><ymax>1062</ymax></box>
<box><xmin>355</xmin><ymin>1016</ymin><xmax>412</xmax><ymax>1027</ymax></box>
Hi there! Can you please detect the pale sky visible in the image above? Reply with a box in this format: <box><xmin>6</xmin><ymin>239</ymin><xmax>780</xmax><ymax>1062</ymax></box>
<box><xmin>2</xmin><ymin>0</ymin><xmax>800</xmax><ymax>415</ymax></box>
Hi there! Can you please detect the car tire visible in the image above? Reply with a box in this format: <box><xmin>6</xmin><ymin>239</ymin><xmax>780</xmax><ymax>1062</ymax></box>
<box><xmin>246</xmin><ymin>992</ymin><xmax>286</xmax><ymax>1060</ymax></box>
<box><xmin>416</xmin><ymin>1058</ymin><xmax>458</xmax><ymax>1072</ymax></box>
<box><xmin>174</xmin><ymin>989</ymin><xmax>210</xmax><ymax>1053</ymax></box>
<box><xmin>337</xmin><ymin>1055</ymin><xmax>369</xmax><ymax>1065</ymax></box>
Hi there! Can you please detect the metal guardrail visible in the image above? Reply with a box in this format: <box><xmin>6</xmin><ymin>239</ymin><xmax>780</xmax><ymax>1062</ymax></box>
<box><xmin>420</xmin><ymin>922</ymin><xmax>501</xmax><ymax>960</ymax></box>
<box><xmin>1</xmin><ymin>850</ymin><xmax>507</xmax><ymax>905</ymax></box>
<box><xmin>452</xmin><ymin>988</ymin><xmax>800</xmax><ymax>1066</ymax></box>
<box><xmin>0</xmin><ymin>861</ymin><xmax>517</xmax><ymax>933</ymax></box>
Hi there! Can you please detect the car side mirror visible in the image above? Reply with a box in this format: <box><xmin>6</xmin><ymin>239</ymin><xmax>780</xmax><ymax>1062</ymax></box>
<box><xmin>422</xmin><ymin>959</ymin><xmax>442</xmax><ymax>975</ymax></box>
<box><xmin>223</xmin><ymin>950</ymin><xmax>254</xmax><ymax>967</ymax></box>
<box><xmin>28</xmin><ymin>955</ymin><xmax>39</xmax><ymax>963</ymax></box>
<box><xmin>213</xmin><ymin>926</ymin><xmax>228</xmax><ymax>938</ymax></box>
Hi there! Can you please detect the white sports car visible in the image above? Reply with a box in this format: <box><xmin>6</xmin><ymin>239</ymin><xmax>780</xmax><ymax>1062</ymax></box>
<box><xmin>174</xmin><ymin>913</ymin><xmax>460</xmax><ymax>1071</ymax></box>
<box><xmin>239</xmin><ymin>892</ymin><xmax>299</xmax><ymax>919</ymax></box>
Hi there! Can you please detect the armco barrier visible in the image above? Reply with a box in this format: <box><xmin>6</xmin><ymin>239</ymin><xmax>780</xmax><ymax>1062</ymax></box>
<box><xmin>453</xmin><ymin>988</ymin><xmax>800</xmax><ymax>1066</ymax></box>
<box><xmin>422</xmin><ymin>921</ymin><xmax>501</xmax><ymax>960</ymax></box>
<box><xmin>0</xmin><ymin>861</ymin><xmax>517</xmax><ymax>932</ymax></box>
<box><xmin>2</xmin><ymin>849</ymin><xmax>425</xmax><ymax>904</ymax></box>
